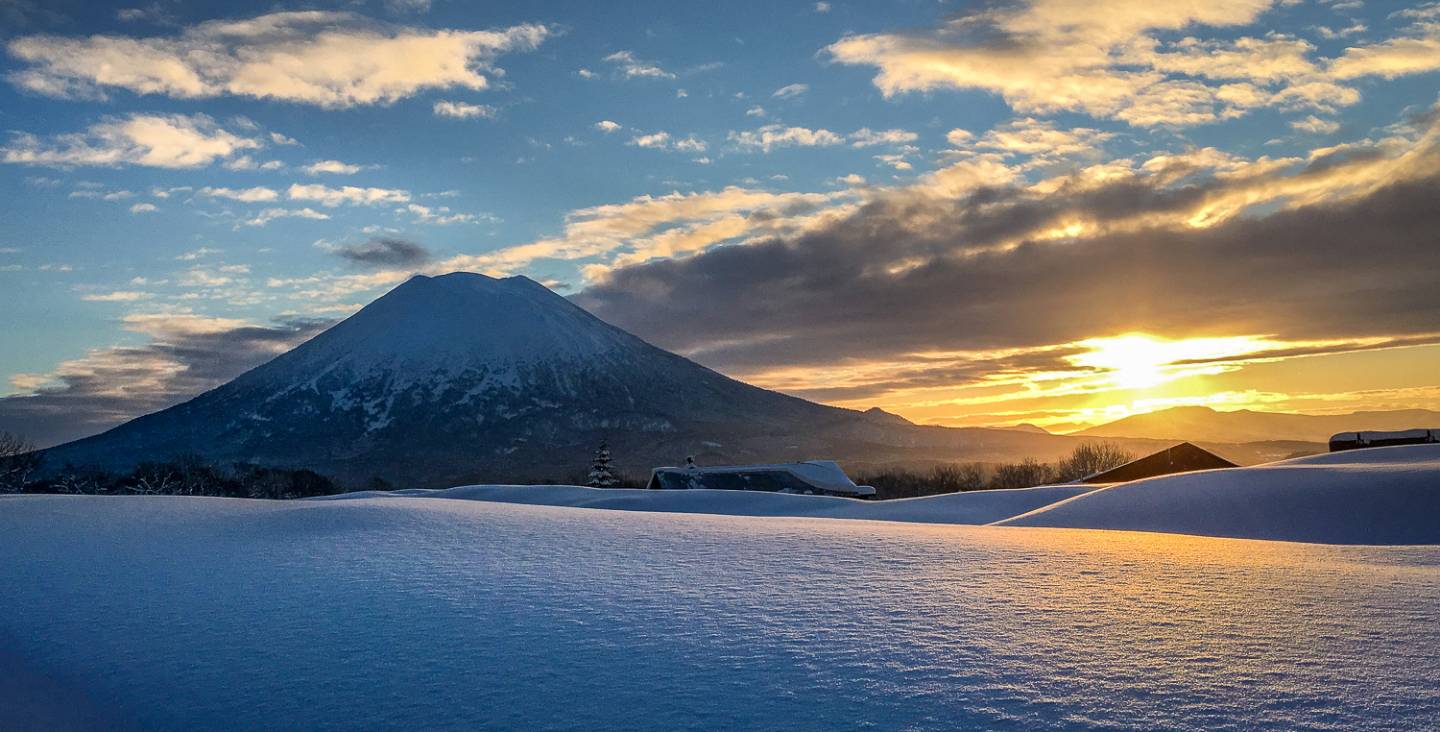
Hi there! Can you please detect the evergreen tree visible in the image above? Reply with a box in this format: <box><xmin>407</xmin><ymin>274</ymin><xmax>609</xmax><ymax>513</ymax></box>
<box><xmin>587</xmin><ymin>440</ymin><xmax>618</xmax><ymax>488</ymax></box>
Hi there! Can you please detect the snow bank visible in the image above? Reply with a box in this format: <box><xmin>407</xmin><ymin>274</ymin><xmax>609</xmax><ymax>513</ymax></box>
<box><xmin>1</xmin><ymin>495</ymin><xmax>1438</xmax><ymax>730</ymax></box>
<box><xmin>999</xmin><ymin>444</ymin><xmax>1440</xmax><ymax>544</ymax></box>
<box><xmin>323</xmin><ymin>483</ymin><xmax>1097</xmax><ymax>526</ymax></box>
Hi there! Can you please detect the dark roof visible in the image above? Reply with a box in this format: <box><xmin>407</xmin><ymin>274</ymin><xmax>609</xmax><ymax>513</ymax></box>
<box><xmin>1081</xmin><ymin>442</ymin><xmax>1238</xmax><ymax>484</ymax></box>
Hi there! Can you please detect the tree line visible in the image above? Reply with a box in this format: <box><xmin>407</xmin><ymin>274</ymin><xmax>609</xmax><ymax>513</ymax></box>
<box><xmin>854</xmin><ymin>442</ymin><xmax>1133</xmax><ymax>500</ymax></box>
<box><xmin>1</xmin><ymin>430</ymin><xmax>1133</xmax><ymax>501</ymax></box>
<box><xmin>0</xmin><ymin>431</ymin><xmax>344</xmax><ymax>499</ymax></box>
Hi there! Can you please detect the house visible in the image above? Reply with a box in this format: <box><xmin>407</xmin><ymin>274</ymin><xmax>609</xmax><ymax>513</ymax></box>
<box><xmin>646</xmin><ymin>460</ymin><xmax>877</xmax><ymax>498</ymax></box>
<box><xmin>1080</xmin><ymin>442</ymin><xmax>1237</xmax><ymax>484</ymax></box>
<box><xmin>1329</xmin><ymin>429</ymin><xmax>1439</xmax><ymax>452</ymax></box>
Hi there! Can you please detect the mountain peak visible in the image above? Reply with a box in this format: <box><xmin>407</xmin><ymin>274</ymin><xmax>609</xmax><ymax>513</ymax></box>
<box><xmin>290</xmin><ymin>270</ymin><xmax>634</xmax><ymax>370</ymax></box>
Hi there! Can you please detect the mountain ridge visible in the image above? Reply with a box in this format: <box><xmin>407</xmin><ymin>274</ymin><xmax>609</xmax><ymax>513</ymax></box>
<box><xmin>1076</xmin><ymin>405</ymin><xmax>1440</xmax><ymax>444</ymax></box>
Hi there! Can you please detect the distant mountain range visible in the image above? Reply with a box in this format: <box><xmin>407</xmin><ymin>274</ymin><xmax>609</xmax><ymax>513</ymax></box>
<box><xmin>43</xmin><ymin>273</ymin><xmax>1333</xmax><ymax>487</ymax></box>
<box><xmin>1076</xmin><ymin>406</ymin><xmax>1440</xmax><ymax>444</ymax></box>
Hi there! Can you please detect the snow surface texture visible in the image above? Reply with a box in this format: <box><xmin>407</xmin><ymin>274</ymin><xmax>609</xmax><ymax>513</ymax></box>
<box><xmin>1</xmin><ymin>495</ymin><xmax>1437</xmax><ymax>731</ymax></box>
<box><xmin>327</xmin><ymin>483</ymin><xmax>1096</xmax><ymax>526</ymax></box>
<box><xmin>1000</xmin><ymin>444</ymin><xmax>1440</xmax><ymax>544</ymax></box>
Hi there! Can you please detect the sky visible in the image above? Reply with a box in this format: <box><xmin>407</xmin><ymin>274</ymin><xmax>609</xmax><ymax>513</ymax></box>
<box><xmin>1</xmin><ymin>0</ymin><xmax>1439</xmax><ymax>447</ymax></box>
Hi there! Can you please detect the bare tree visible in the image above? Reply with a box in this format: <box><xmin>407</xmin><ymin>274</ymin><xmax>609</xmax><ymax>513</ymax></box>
<box><xmin>53</xmin><ymin>467</ymin><xmax>102</xmax><ymax>495</ymax></box>
<box><xmin>989</xmin><ymin>458</ymin><xmax>1055</xmax><ymax>490</ymax></box>
<box><xmin>128</xmin><ymin>462</ymin><xmax>180</xmax><ymax>495</ymax></box>
<box><xmin>930</xmin><ymin>462</ymin><xmax>986</xmax><ymax>492</ymax></box>
<box><xmin>0</xmin><ymin>431</ymin><xmax>43</xmax><ymax>493</ymax></box>
<box><xmin>1054</xmin><ymin>442</ymin><xmax>1134</xmax><ymax>482</ymax></box>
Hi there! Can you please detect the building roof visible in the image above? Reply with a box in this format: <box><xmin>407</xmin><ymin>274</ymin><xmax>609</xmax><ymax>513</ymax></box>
<box><xmin>1081</xmin><ymin>442</ymin><xmax>1238</xmax><ymax>484</ymax></box>
<box><xmin>651</xmin><ymin>460</ymin><xmax>874</xmax><ymax>496</ymax></box>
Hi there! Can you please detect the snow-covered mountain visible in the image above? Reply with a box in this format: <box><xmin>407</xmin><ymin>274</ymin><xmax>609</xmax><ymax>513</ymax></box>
<box><xmin>44</xmin><ymin>273</ymin><xmax>871</xmax><ymax>484</ymax></box>
<box><xmin>42</xmin><ymin>272</ymin><xmax>1313</xmax><ymax>486</ymax></box>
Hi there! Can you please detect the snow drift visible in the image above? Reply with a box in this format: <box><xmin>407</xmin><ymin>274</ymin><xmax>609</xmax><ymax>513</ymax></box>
<box><xmin>324</xmin><ymin>483</ymin><xmax>1096</xmax><ymax>526</ymax></box>
<box><xmin>1</xmin><ymin>495</ymin><xmax>1437</xmax><ymax>730</ymax></box>
<box><xmin>999</xmin><ymin>444</ymin><xmax>1440</xmax><ymax>544</ymax></box>
<box><xmin>337</xmin><ymin>444</ymin><xmax>1440</xmax><ymax>544</ymax></box>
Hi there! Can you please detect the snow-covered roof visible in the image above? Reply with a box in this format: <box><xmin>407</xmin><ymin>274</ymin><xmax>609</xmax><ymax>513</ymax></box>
<box><xmin>652</xmin><ymin>460</ymin><xmax>873</xmax><ymax>495</ymax></box>
<box><xmin>1330</xmin><ymin>429</ymin><xmax>1437</xmax><ymax>443</ymax></box>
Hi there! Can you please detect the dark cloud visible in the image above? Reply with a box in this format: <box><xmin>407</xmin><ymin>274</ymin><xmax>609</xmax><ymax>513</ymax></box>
<box><xmin>333</xmin><ymin>237</ymin><xmax>431</xmax><ymax>267</ymax></box>
<box><xmin>577</xmin><ymin>159</ymin><xmax>1440</xmax><ymax>376</ymax></box>
<box><xmin>0</xmin><ymin>317</ymin><xmax>331</xmax><ymax>448</ymax></box>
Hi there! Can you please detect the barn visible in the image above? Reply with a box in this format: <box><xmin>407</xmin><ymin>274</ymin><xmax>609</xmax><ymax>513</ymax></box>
<box><xmin>1080</xmin><ymin>442</ymin><xmax>1238</xmax><ymax>484</ymax></box>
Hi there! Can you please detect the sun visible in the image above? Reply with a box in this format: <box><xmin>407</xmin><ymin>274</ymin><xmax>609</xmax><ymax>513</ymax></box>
<box><xmin>1070</xmin><ymin>333</ymin><xmax>1274</xmax><ymax>391</ymax></box>
<box><xmin>1073</xmin><ymin>334</ymin><xmax>1172</xmax><ymax>389</ymax></box>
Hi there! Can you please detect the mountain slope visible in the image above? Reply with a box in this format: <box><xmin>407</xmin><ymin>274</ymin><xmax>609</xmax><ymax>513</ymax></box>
<box><xmin>43</xmin><ymin>273</ymin><xmax>1316</xmax><ymax>486</ymax></box>
<box><xmin>44</xmin><ymin>273</ymin><xmax>863</xmax><ymax>485</ymax></box>
<box><xmin>1076</xmin><ymin>406</ymin><xmax>1440</xmax><ymax>444</ymax></box>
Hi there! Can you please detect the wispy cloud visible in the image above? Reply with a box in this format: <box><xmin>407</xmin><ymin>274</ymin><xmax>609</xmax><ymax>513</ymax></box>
<box><xmin>200</xmin><ymin>186</ymin><xmax>279</xmax><ymax>202</ymax></box>
<box><xmin>7</xmin><ymin>11</ymin><xmax>550</xmax><ymax>108</ymax></box>
<box><xmin>603</xmin><ymin>50</ymin><xmax>674</xmax><ymax>79</ymax></box>
<box><xmin>243</xmin><ymin>207</ymin><xmax>331</xmax><ymax>227</ymax></box>
<box><xmin>301</xmin><ymin>160</ymin><xmax>363</xmax><ymax>175</ymax></box>
<box><xmin>2</xmin><ymin>113</ymin><xmax>263</xmax><ymax>168</ymax></box>
<box><xmin>80</xmin><ymin>290</ymin><xmax>153</xmax><ymax>302</ymax></box>
<box><xmin>771</xmin><ymin>83</ymin><xmax>808</xmax><ymax>99</ymax></box>
<box><xmin>432</xmin><ymin>100</ymin><xmax>497</xmax><ymax>119</ymax></box>
<box><xmin>286</xmin><ymin>183</ymin><xmax>410</xmax><ymax>207</ymax></box>
<box><xmin>728</xmin><ymin>125</ymin><xmax>844</xmax><ymax>152</ymax></box>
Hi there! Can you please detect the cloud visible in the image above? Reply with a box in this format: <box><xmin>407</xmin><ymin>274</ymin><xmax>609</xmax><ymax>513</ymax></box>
<box><xmin>603</xmin><ymin>50</ymin><xmax>674</xmax><ymax>79</ymax></box>
<box><xmin>1</xmin><ymin>113</ymin><xmax>263</xmax><ymax>168</ymax></box>
<box><xmin>628</xmin><ymin>131</ymin><xmax>671</xmax><ymax>149</ymax></box>
<box><xmin>575</xmin><ymin>107</ymin><xmax>1440</xmax><ymax>388</ymax></box>
<box><xmin>80</xmin><ymin>290</ymin><xmax>153</xmax><ymax>302</ymax></box>
<box><xmin>403</xmin><ymin>203</ymin><xmax>488</xmax><ymax>225</ymax></box>
<box><xmin>440</xmin><ymin>186</ymin><xmax>855</xmax><ymax>276</ymax></box>
<box><xmin>848</xmin><ymin>128</ymin><xmax>918</xmax><ymax>148</ymax></box>
<box><xmin>175</xmin><ymin>247</ymin><xmax>220</xmax><ymax>261</ymax></box>
<box><xmin>625</xmin><ymin>131</ymin><xmax>707</xmax><ymax>153</ymax></box>
<box><xmin>964</xmin><ymin>117</ymin><xmax>1114</xmax><ymax>159</ymax></box>
<box><xmin>6</xmin><ymin>11</ymin><xmax>550</xmax><ymax>107</ymax></box>
<box><xmin>328</xmin><ymin>237</ymin><xmax>432</xmax><ymax>267</ymax></box>
<box><xmin>243</xmin><ymin>207</ymin><xmax>330</xmax><ymax>227</ymax></box>
<box><xmin>286</xmin><ymin>183</ymin><xmax>410</xmax><ymax>207</ymax></box>
<box><xmin>772</xmin><ymin>83</ymin><xmax>808</xmax><ymax>99</ymax></box>
<box><xmin>129</xmin><ymin>202</ymin><xmax>158</xmax><ymax>214</ymax></box>
<box><xmin>301</xmin><ymin>160</ymin><xmax>363</xmax><ymax>175</ymax></box>
<box><xmin>200</xmin><ymin>186</ymin><xmax>279</xmax><ymax>202</ymax></box>
<box><xmin>223</xmin><ymin>155</ymin><xmax>285</xmax><ymax>171</ymax></box>
<box><xmin>594</xmin><ymin>120</ymin><xmax>622</xmax><ymax>133</ymax></box>
<box><xmin>0</xmin><ymin>312</ymin><xmax>332</xmax><ymax>447</ymax></box>
<box><xmin>1291</xmin><ymin>115</ymin><xmax>1341</xmax><ymax>134</ymax></box>
<box><xmin>729</xmin><ymin>125</ymin><xmax>844</xmax><ymax>152</ymax></box>
<box><xmin>824</xmin><ymin>0</ymin><xmax>1399</xmax><ymax>127</ymax></box>
<box><xmin>433</xmin><ymin>100</ymin><xmax>496</xmax><ymax>119</ymax></box>
<box><xmin>1329</xmin><ymin>18</ymin><xmax>1440</xmax><ymax>79</ymax></box>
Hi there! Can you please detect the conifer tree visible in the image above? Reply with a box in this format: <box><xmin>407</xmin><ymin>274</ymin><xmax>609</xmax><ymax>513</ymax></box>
<box><xmin>587</xmin><ymin>440</ymin><xmax>618</xmax><ymax>488</ymax></box>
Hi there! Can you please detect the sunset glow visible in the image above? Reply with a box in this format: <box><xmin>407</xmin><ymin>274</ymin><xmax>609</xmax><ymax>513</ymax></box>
<box><xmin>1</xmin><ymin>0</ymin><xmax>1438</xmax><ymax>446</ymax></box>
<box><xmin>1070</xmin><ymin>334</ymin><xmax>1276</xmax><ymax>390</ymax></box>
